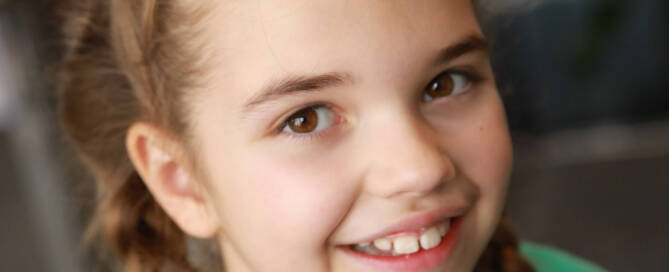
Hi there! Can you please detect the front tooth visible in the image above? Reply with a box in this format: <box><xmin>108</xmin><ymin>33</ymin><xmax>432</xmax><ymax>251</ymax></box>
<box><xmin>393</xmin><ymin>236</ymin><xmax>419</xmax><ymax>255</ymax></box>
<box><xmin>419</xmin><ymin>227</ymin><xmax>442</xmax><ymax>250</ymax></box>
<box><xmin>438</xmin><ymin>221</ymin><xmax>451</xmax><ymax>237</ymax></box>
<box><xmin>373</xmin><ymin>238</ymin><xmax>392</xmax><ymax>251</ymax></box>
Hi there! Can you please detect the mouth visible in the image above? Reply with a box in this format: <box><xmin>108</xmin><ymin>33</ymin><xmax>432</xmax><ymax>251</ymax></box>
<box><xmin>339</xmin><ymin>215</ymin><xmax>464</xmax><ymax>271</ymax></box>
<box><xmin>349</xmin><ymin>219</ymin><xmax>452</xmax><ymax>256</ymax></box>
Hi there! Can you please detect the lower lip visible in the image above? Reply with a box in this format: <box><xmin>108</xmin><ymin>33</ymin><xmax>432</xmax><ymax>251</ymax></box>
<box><xmin>340</xmin><ymin>216</ymin><xmax>463</xmax><ymax>272</ymax></box>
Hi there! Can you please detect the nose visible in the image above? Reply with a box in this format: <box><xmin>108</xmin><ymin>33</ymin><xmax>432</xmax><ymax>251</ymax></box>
<box><xmin>360</xmin><ymin>110</ymin><xmax>456</xmax><ymax>199</ymax></box>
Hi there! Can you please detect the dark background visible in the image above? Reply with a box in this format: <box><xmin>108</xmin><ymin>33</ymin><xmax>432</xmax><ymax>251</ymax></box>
<box><xmin>1</xmin><ymin>0</ymin><xmax>667</xmax><ymax>271</ymax></box>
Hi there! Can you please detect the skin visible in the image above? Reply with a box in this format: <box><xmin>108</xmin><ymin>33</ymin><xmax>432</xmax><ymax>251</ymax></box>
<box><xmin>127</xmin><ymin>0</ymin><xmax>513</xmax><ymax>271</ymax></box>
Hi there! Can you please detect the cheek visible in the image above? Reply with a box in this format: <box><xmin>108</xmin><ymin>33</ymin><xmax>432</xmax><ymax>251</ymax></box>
<box><xmin>463</xmin><ymin>114</ymin><xmax>512</xmax><ymax>198</ymax></box>
<box><xmin>233</xmin><ymin>158</ymin><xmax>353</xmax><ymax>233</ymax></box>
<box><xmin>446</xmin><ymin>90</ymin><xmax>513</xmax><ymax>204</ymax></box>
<box><xmin>201</xmin><ymin>144</ymin><xmax>357</xmax><ymax>266</ymax></box>
<box><xmin>477</xmin><ymin>101</ymin><xmax>512</xmax><ymax>201</ymax></box>
<box><xmin>447</xmin><ymin>91</ymin><xmax>513</xmax><ymax>265</ymax></box>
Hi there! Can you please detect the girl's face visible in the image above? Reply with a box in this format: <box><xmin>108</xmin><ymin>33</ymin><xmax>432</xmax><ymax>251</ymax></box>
<box><xmin>188</xmin><ymin>0</ymin><xmax>512</xmax><ymax>271</ymax></box>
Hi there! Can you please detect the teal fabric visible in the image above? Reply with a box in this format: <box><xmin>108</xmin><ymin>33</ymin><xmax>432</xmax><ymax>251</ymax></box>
<box><xmin>520</xmin><ymin>241</ymin><xmax>608</xmax><ymax>272</ymax></box>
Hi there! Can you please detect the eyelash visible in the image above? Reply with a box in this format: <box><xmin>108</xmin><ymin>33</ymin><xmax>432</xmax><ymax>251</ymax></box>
<box><xmin>275</xmin><ymin>68</ymin><xmax>483</xmax><ymax>140</ymax></box>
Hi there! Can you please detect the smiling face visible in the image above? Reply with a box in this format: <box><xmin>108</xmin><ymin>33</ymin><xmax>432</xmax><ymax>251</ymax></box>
<box><xmin>185</xmin><ymin>0</ymin><xmax>512</xmax><ymax>271</ymax></box>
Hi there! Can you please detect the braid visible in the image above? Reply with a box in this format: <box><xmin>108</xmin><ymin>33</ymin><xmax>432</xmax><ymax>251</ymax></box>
<box><xmin>58</xmin><ymin>0</ymin><xmax>204</xmax><ymax>271</ymax></box>
<box><xmin>101</xmin><ymin>172</ymin><xmax>195</xmax><ymax>271</ymax></box>
<box><xmin>475</xmin><ymin>218</ymin><xmax>535</xmax><ymax>272</ymax></box>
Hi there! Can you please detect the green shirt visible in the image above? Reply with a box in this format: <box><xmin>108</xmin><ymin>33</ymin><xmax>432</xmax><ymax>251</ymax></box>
<box><xmin>520</xmin><ymin>241</ymin><xmax>608</xmax><ymax>272</ymax></box>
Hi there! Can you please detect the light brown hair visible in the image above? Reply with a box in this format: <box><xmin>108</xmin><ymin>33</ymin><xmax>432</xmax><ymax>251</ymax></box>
<box><xmin>58</xmin><ymin>0</ymin><xmax>534</xmax><ymax>271</ymax></box>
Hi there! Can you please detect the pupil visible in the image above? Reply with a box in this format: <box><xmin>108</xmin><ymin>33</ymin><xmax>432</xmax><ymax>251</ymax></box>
<box><xmin>427</xmin><ymin>75</ymin><xmax>453</xmax><ymax>98</ymax></box>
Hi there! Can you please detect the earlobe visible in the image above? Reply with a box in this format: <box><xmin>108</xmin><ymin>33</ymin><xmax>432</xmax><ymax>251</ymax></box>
<box><xmin>126</xmin><ymin>122</ymin><xmax>219</xmax><ymax>239</ymax></box>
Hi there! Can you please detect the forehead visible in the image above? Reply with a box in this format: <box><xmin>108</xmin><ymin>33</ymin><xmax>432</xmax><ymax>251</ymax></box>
<box><xmin>197</xmin><ymin>0</ymin><xmax>481</xmax><ymax>104</ymax></box>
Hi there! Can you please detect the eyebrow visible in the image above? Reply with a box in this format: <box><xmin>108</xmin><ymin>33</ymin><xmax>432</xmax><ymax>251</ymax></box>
<box><xmin>432</xmin><ymin>35</ymin><xmax>489</xmax><ymax>65</ymax></box>
<box><xmin>242</xmin><ymin>35</ymin><xmax>489</xmax><ymax>114</ymax></box>
<box><xmin>243</xmin><ymin>72</ymin><xmax>352</xmax><ymax>113</ymax></box>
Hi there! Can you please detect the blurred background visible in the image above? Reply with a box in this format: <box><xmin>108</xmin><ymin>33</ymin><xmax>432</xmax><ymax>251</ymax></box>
<box><xmin>1</xmin><ymin>0</ymin><xmax>667</xmax><ymax>271</ymax></box>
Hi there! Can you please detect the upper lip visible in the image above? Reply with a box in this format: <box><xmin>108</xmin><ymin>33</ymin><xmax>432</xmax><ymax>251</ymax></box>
<box><xmin>345</xmin><ymin>204</ymin><xmax>469</xmax><ymax>245</ymax></box>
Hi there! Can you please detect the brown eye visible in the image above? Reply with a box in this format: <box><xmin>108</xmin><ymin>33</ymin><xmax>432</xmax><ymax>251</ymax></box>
<box><xmin>423</xmin><ymin>71</ymin><xmax>470</xmax><ymax>102</ymax></box>
<box><xmin>287</xmin><ymin>107</ymin><xmax>318</xmax><ymax>133</ymax></box>
<box><xmin>283</xmin><ymin>105</ymin><xmax>336</xmax><ymax>134</ymax></box>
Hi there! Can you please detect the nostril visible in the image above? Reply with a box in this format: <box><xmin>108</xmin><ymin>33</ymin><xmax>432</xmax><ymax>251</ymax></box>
<box><xmin>366</xmin><ymin>150</ymin><xmax>456</xmax><ymax>199</ymax></box>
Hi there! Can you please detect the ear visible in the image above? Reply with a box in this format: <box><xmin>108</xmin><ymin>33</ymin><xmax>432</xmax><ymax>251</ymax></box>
<box><xmin>125</xmin><ymin>122</ymin><xmax>219</xmax><ymax>239</ymax></box>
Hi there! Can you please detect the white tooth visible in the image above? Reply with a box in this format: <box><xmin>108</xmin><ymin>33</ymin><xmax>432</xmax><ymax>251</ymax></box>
<box><xmin>373</xmin><ymin>238</ymin><xmax>392</xmax><ymax>251</ymax></box>
<box><xmin>419</xmin><ymin>227</ymin><xmax>442</xmax><ymax>250</ymax></box>
<box><xmin>393</xmin><ymin>236</ymin><xmax>419</xmax><ymax>255</ymax></box>
<box><xmin>438</xmin><ymin>221</ymin><xmax>451</xmax><ymax>237</ymax></box>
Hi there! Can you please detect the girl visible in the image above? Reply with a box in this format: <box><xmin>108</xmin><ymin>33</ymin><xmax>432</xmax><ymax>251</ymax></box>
<box><xmin>58</xmin><ymin>0</ymin><xmax>604</xmax><ymax>271</ymax></box>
